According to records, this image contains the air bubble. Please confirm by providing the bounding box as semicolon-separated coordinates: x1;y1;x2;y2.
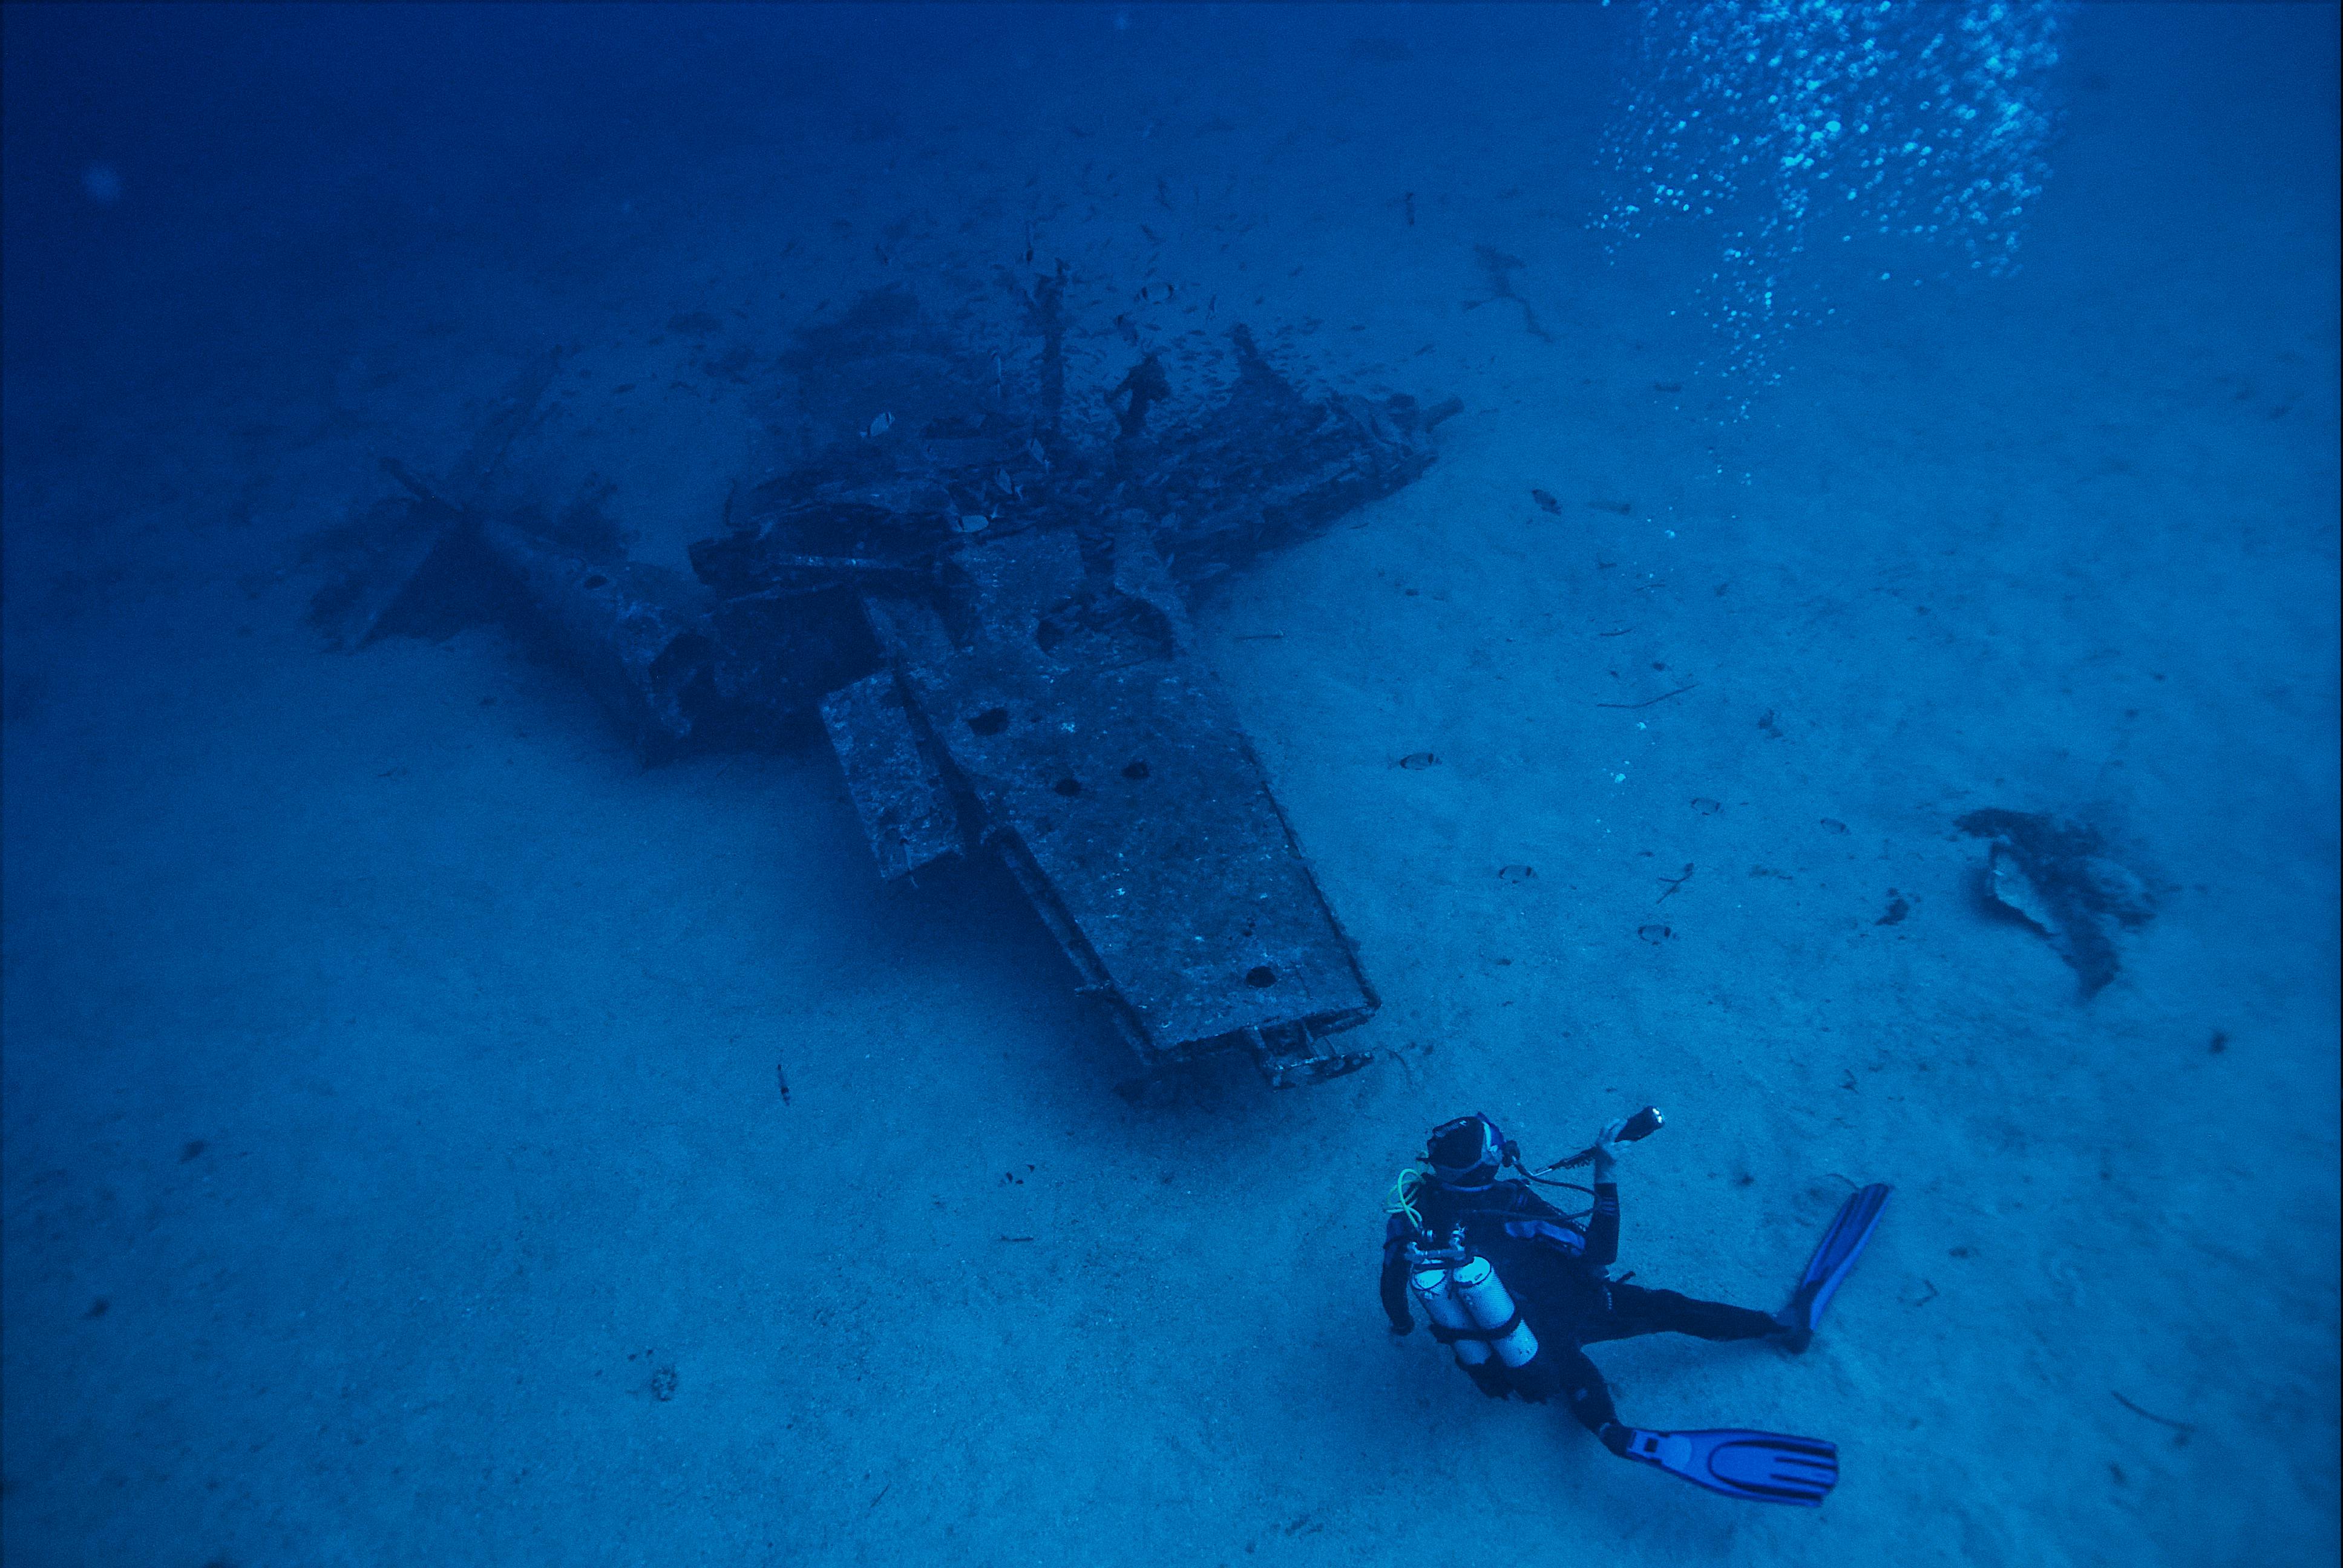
1594;0;2063;395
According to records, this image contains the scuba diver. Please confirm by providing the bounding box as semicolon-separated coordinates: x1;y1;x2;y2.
1381;1110;1890;1507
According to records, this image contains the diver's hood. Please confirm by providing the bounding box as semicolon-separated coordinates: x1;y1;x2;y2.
1426;1112;1509;1187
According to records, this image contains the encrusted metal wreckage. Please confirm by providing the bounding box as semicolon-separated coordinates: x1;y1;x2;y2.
315;283;1457;1088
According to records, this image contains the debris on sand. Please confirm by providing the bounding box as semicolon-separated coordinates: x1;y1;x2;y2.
1957;809;2155;996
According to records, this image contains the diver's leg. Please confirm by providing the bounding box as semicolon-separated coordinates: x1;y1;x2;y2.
1546;1343;1625;1440
1593;1282;1782;1344
1547;1344;1657;1463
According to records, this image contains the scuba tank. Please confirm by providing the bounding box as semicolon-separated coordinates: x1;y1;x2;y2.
1405;1228;1539;1371
1449;1255;1538;1369
1409;1266;1492;1367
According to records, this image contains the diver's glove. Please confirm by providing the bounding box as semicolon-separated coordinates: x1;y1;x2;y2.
1590;1117;1632;1180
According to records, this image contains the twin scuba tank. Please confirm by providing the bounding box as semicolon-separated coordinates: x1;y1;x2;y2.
1406;1228;1538;1370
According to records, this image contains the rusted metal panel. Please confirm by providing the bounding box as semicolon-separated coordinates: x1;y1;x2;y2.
819;669;963;881
861;526;1375;1076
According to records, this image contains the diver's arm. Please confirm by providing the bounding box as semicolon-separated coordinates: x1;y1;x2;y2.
1585;1125;1624;1267
1380;1244;1414;1333
1584;1180;1620;1268
1380;1220;1415;1334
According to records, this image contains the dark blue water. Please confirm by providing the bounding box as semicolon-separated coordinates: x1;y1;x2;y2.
5;5;2336;1564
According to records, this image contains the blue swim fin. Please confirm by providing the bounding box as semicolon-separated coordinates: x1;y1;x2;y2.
1777;1182;1892;1351
1622;1427;1839;1506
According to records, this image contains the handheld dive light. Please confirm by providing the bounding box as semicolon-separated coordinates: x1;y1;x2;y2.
1544;1105;1663;1172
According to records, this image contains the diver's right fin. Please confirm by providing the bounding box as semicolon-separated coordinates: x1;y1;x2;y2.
1777;1182;1892;1351
1622;1427;1838;1506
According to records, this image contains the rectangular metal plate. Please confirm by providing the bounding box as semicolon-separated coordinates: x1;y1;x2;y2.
820;669;963;881
860;528;1376;1068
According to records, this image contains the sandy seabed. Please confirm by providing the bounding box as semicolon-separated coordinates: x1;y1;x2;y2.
4;7;2335;1566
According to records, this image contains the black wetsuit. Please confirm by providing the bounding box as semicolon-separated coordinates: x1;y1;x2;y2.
1381;1173;1781;1440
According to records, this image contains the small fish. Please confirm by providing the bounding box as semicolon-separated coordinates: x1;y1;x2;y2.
948;511;991;535
1530;489;1561;515
1497;864;1536;883
1394;751;1440;770
865;411;894;439
1587;498;1633;515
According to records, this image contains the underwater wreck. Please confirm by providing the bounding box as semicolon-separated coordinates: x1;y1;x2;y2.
317;282;1457;1088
